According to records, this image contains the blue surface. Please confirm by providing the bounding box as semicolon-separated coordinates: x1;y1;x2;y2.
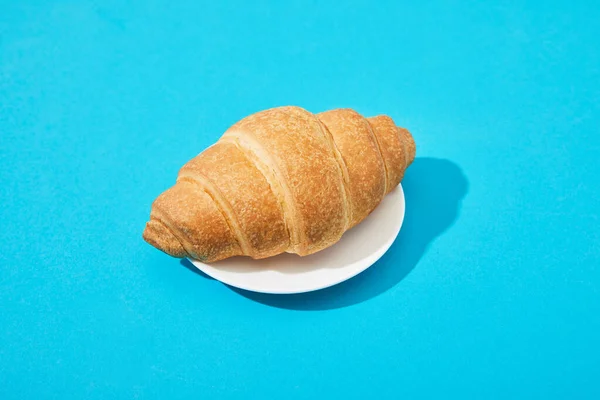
1;1;599;398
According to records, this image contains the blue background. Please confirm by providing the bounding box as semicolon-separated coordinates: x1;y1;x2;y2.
1;0;599;398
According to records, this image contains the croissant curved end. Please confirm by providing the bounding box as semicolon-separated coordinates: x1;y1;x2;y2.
399;127;416;167
143;218;188;258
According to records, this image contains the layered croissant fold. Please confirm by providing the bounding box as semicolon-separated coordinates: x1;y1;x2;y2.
143;106;416;262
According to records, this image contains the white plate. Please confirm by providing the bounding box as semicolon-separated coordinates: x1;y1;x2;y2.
189;185;405;294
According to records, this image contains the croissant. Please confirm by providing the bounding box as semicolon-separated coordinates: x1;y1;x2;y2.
143;106;415;262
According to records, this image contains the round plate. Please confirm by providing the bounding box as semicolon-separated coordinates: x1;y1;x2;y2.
189;185;405;294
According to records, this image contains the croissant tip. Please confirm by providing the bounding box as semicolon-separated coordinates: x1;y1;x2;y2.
143;218;188;258
400;127;416;166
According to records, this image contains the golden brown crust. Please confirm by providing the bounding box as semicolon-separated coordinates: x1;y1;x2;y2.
142;106;416;262
142;218;187;258
179;141;289;259
317;109;387;228
398;127;417;173
150;180;241;261
224;106;347;255
367;116;411;193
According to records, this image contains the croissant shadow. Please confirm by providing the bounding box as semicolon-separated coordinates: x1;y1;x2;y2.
222;157;469;310
180;258;214;279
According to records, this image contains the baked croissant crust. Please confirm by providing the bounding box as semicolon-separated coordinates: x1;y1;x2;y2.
143;106;415;262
